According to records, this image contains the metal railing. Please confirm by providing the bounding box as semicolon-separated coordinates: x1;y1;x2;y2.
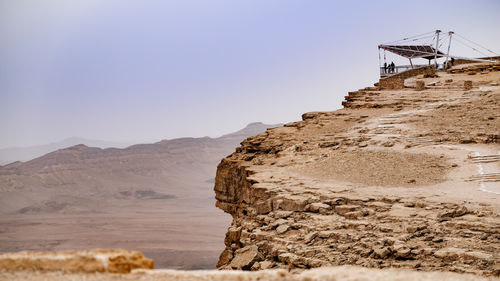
380;64;443;77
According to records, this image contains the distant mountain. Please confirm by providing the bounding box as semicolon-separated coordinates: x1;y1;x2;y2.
0;122;280;269
0;137;132;165
219;122;278;140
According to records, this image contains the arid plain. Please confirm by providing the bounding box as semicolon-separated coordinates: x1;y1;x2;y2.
0;123;278;269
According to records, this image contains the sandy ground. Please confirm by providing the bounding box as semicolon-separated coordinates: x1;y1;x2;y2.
0;195;230;270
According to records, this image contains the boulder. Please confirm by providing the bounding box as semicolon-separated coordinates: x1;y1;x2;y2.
260;260;274;270
434;247;465;261
438;206;468;221
308;203;330;213
276;225;289;235
216;248;234;268
229;245;263;270
304;232;318;244
335;205;360;215
373;247;392;259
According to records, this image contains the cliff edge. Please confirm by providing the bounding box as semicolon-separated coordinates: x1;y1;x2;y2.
214;62;500;276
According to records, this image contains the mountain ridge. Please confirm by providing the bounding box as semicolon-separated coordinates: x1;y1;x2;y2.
0;122;280;269
0;122;279;167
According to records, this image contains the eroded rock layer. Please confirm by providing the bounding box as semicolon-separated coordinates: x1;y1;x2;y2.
214;63;500;276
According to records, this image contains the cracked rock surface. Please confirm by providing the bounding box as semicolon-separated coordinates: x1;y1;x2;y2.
214;63;500;276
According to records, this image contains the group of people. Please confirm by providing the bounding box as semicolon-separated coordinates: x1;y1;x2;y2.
383;62;396;74
383;57;456;74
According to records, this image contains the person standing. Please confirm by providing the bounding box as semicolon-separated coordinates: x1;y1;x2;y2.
390;62;395;73
383;62;387;74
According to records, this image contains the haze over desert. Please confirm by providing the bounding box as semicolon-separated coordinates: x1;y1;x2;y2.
1;1;500;280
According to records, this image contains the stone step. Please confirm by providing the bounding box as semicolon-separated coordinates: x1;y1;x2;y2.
468;173;500;182
469;155;500;163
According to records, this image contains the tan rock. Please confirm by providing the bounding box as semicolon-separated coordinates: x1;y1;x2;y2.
373;247;392;259
318;231;338;239
335;205;360;215
304;232;318;244
434;247;466;261
276;225;289;234
229;245;263;270
393;245;412;259
260;260;274;270
308;202;330;213
0;249;153;273
217;248;234;268
227;226;242;243
462;251;492;261
344;211;363;219
438;206;468;220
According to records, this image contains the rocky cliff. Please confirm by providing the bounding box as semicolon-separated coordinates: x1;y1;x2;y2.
214;62;500;276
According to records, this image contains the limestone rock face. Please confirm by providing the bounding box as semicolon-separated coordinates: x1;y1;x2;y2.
214;62;500;276
0;249;154;273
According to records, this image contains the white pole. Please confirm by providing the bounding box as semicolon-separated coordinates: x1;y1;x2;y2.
434;29;441;69
444;31;454;69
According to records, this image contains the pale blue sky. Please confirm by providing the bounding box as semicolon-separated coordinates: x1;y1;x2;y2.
1;0;499;147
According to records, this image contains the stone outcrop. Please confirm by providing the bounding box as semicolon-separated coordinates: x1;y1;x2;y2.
214;62;500;276
447;62;500;74
0;249;154;273
378;66;435;90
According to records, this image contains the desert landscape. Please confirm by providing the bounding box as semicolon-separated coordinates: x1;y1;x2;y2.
0;122;278;269
2;2;500;280
1;62;499;281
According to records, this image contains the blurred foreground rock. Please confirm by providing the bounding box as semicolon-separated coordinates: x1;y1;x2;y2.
0;249;154;273
1;265;498;281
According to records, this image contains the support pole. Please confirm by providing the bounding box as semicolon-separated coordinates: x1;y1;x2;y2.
434;29;441;69
409;58;414;69
444;31;454;69
378;47;381;72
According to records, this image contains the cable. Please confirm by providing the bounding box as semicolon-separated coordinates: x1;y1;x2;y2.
454;33;500;56
422;34;435;46
453;37;490;57
407;34;436;44
384;31;436;45
438;33;448;49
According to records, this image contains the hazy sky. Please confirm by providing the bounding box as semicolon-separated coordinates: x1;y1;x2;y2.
1;0;499;148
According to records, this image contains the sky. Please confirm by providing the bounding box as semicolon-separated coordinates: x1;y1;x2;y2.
1;0;499;148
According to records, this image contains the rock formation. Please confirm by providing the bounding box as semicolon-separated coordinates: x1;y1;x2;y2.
214;62;500;276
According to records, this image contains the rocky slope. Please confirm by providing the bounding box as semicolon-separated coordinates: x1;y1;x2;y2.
214;63;500;276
